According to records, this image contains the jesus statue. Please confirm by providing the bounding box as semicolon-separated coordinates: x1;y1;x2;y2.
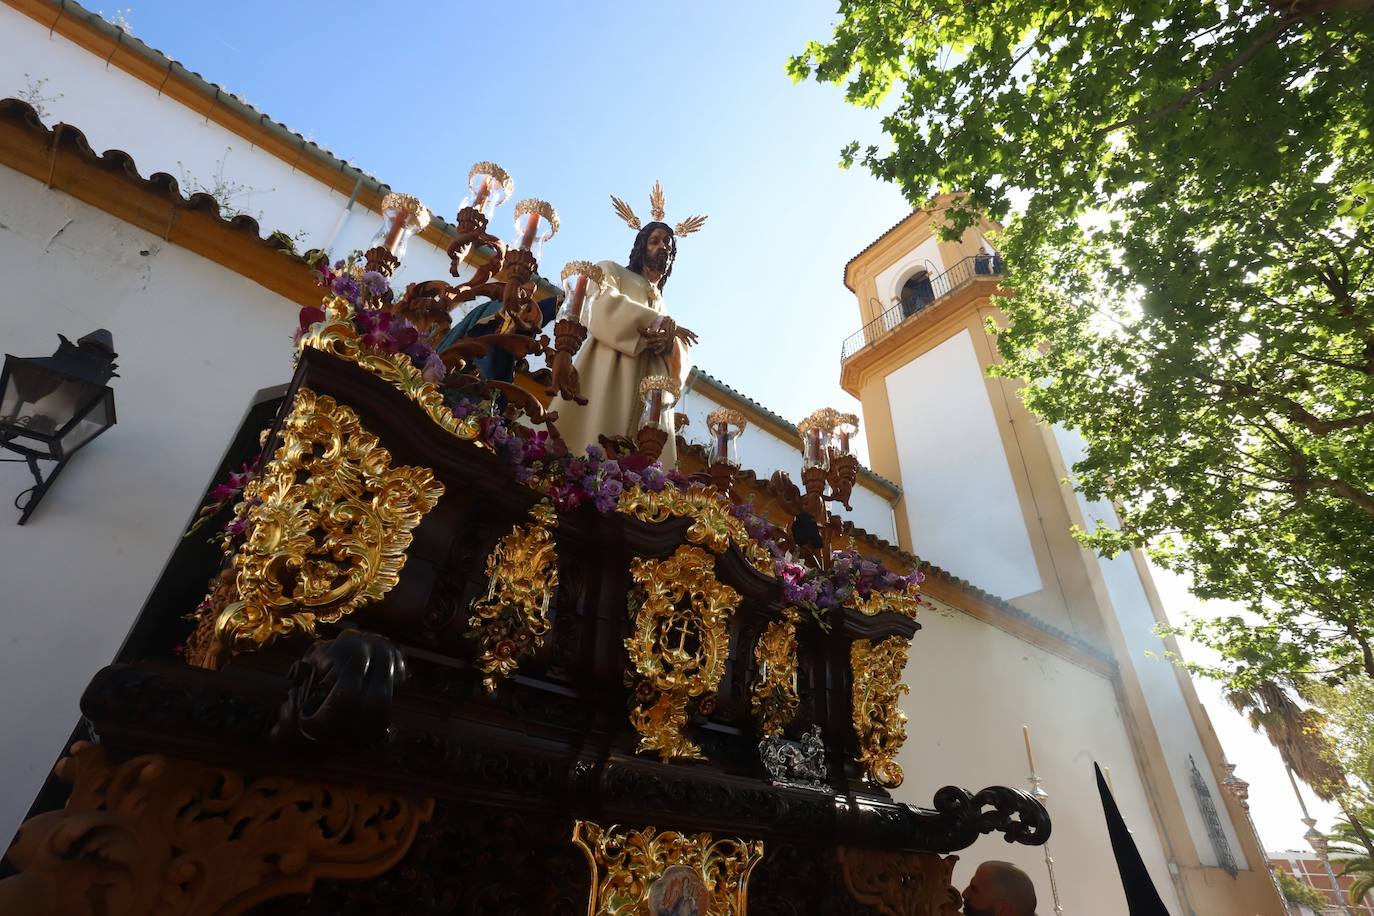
549;185;705;466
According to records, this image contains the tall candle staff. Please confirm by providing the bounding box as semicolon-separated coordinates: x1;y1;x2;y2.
636;376;679;462
1022;725;1065;916
543;261;602;405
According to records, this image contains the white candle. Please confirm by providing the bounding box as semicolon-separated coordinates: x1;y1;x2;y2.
1023;724;1037;775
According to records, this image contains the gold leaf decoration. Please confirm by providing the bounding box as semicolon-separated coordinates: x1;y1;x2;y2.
212;387;444;657
649;180;667;222
751;608;800;737
617;486;774;576
850;635;911;788
674;214;709;237
610;194;642;231
297;298;485;445
626;545;742;761
847;584;921;619
571;820;763;916
468;503;559;693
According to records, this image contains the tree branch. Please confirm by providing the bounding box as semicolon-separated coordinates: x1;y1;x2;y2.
1095;15;1297;136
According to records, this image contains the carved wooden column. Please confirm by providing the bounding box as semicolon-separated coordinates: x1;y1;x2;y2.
0;742;433;916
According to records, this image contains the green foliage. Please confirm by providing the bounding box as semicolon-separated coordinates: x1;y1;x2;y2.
793;1;1374;693
1311;676;1374;795
1274;868;1327;910
1331;805;1374;905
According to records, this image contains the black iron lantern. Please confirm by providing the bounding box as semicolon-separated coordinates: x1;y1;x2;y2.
0;329;118;523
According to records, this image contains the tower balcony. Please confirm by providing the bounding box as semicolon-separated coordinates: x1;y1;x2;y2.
839;255;1006;395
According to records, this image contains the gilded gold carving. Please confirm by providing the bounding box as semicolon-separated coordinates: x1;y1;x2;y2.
847;583;921;619
0;742;433;916
380;191;432;231
298;298;486;445
514;197;560;234
468;503;560;693
850;636;911;789
213;387;444;656
571;820;763;916
751;608;800;737
627;545;742;761
837;848;962;916
617;485;774;576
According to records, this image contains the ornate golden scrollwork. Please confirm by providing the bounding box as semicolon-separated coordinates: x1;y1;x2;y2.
847;583;922;619
626;545;742;762
0;742;433;916
851;636;911;788
617;485;774;576
571;820;763;916
468;502;559;693
298;298;486;443
837;848;962;916
751;607;800;737
207;387;444;660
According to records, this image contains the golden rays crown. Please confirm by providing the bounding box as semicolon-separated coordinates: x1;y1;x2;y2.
610;181;708;238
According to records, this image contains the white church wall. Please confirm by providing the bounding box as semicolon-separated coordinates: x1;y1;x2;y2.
873;233;945;308
893;600;1183;915
0;4;455;290
884;329;1045;603
678;384;898;543
0;164;304;837
1050;424;1248;869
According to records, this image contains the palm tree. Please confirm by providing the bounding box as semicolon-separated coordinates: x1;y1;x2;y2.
1330;806;1374;907
1226;680;1346;799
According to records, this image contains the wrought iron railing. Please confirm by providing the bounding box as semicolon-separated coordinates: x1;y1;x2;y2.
840;254;1005;361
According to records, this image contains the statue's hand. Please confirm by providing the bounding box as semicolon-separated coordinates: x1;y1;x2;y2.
674;324;699;346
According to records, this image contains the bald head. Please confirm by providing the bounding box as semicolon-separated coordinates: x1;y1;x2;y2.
962;861;1037;916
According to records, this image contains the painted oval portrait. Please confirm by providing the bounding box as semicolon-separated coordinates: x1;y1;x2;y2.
648;864;709;916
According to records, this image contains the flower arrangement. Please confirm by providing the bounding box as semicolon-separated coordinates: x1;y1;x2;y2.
299;253;447;382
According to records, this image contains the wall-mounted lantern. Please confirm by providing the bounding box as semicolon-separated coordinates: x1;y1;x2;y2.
0;329;118;524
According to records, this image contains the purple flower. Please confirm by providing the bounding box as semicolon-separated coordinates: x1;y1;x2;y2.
594;495;617;514
585;444;605;461
331;274;360;303
599;478;623;499
622;470;641;488
208;483;238;503
421;352;446;382
362;270;389;296
566;460;588;480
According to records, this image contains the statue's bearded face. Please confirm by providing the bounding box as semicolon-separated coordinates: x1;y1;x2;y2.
644;227;673;274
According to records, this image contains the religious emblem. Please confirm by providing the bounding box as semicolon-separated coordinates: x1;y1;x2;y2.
648;865;710;916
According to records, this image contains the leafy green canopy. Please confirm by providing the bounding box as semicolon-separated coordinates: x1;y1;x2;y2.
792;2;1374;690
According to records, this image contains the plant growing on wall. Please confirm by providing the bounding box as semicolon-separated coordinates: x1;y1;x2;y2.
17;75;63;120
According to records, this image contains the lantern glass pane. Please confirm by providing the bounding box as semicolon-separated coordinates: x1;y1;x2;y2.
58;388;113;455
1;362;72;442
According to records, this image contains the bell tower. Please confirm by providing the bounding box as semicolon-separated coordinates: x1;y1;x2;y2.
839;194;1281;915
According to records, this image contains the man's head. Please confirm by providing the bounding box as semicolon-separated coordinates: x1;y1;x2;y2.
961;861;1037;916
627;221;677;290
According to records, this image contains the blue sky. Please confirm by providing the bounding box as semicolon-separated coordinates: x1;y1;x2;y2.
117;0;912;442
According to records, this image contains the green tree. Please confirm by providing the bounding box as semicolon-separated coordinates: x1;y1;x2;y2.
1274;868;1329;911
1332;805;1374;906
790;2;1374;691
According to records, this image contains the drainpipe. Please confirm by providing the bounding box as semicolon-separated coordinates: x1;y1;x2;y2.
321;174;364;257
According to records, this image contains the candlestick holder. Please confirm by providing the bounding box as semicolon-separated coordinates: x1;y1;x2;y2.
768;408;862;568
705;407;746;498
543;261;602;405
367;192;432;273
636;375;679;462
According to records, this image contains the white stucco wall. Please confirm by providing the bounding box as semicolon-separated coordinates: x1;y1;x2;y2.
0;164;309;837
0;3;454;289
1050;425;1247;870
885;330;1043;602
678;382;898;543
873;233;945;308
894;601;1183;915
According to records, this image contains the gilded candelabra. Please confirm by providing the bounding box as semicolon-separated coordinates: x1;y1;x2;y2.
769;408;861;568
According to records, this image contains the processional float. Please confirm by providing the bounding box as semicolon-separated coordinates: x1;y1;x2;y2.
0;164;1049;915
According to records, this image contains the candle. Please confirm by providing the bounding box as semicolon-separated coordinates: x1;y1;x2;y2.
1104;766;1116;795
1023;724;1037;775
382;210;407;255
518;212;541;251
567;274;589;321
805;428;822;464
645;389;664;425
837;429;851;455
472;175;491;212
715;425;730;463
